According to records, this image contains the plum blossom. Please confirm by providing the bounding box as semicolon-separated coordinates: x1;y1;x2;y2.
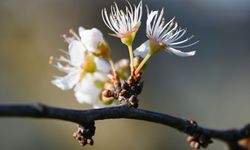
51;28;111;108
101;1;143;73
134;8;198;58
101;1;142;39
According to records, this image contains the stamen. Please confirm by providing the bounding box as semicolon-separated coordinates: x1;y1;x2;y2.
48;56;54;64
55;56;71;64
171;40;199;49
64;64;70;68
60;56;65;60
69;29;81;41
62;34;71;44
58;49;69;55
101;0;142;36
170;35;194;46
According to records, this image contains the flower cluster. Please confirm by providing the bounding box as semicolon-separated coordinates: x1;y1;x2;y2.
51;1;198;108
50;27;129;108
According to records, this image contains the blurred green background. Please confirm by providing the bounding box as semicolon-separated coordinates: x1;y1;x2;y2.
0;0;250;149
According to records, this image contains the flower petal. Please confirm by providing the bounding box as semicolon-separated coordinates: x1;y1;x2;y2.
146;10;158;36
74;73;106;108
51;70;81;90
134;40;150;58
93;72;108;81
94;58;111;73
68;40;86;67
78;26;85;32
166;47;196;57
79;27;105;52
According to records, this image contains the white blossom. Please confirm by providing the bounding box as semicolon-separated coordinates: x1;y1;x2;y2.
134;40;150;58
51;29;111;108
101;1;142;37
134;8;198;58
51;2;200;107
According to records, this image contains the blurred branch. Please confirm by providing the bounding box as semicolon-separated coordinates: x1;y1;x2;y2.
0;103;249;149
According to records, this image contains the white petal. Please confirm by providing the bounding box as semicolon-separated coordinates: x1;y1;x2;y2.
75;89;106;108
169;35;194;46
74;73;113;108
68;40;86;67
94;58;111;73
74;74;103;106
74;74;95;92
134;40;150;58
51;70;81;90
78;26;86;33
75;91;98;105
166;47;196;57
146;10;158;35
93;72;108;81
54;62;74;73
79;28;105;52
171;40;199;49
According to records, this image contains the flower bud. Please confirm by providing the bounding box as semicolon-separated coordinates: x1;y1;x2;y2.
101;90;115;105
103;82;115;91
128;95;138;107
115;59;130;80
239;138;250;149
87;139;94;145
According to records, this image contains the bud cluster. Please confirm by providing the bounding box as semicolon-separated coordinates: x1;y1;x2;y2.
73;123;96;146
118;75;143;107
186;120;213;149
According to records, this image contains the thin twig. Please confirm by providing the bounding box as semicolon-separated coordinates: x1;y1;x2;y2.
0;103;249;149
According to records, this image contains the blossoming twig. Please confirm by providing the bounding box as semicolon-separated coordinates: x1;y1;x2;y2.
0;103;249;149
2;1;248;150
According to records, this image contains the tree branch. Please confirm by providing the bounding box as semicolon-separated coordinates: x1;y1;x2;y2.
0;103;249;149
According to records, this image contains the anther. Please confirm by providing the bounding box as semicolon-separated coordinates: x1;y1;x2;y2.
69;28;81;41
48;56;54;64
